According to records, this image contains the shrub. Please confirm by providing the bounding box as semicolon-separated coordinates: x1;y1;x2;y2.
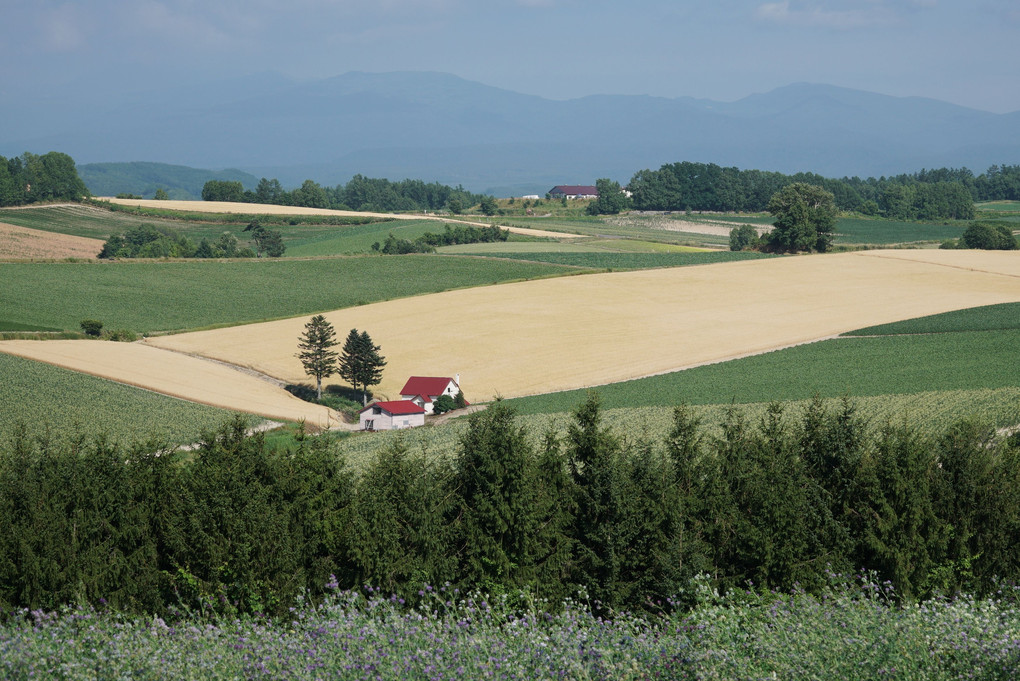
432;394;456;414
80;319;103;337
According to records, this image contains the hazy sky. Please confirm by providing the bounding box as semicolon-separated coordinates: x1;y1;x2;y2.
3;0;1019;113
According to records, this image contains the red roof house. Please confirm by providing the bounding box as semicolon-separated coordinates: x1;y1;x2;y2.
549;185;598;199
399;376;461;414
359;400;426;431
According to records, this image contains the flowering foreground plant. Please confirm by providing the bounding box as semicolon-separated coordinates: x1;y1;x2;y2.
2;574;1019;680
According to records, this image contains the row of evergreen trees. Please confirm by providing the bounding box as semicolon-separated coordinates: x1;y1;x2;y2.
626;162;1020;217
2;395;1019;618
0;152;89;207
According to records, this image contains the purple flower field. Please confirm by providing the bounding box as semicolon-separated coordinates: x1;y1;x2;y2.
2;576;1019;680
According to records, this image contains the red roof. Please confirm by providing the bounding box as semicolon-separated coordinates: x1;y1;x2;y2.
360;400;426;415
400;376;457;402
550;185;598;196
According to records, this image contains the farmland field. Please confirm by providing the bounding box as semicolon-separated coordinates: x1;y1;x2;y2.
504;328;1020;415
846;301;1020;335
0;256;577;333
0;221;105;260
0;352;237;445
462;250;771;269
14;248;1004;424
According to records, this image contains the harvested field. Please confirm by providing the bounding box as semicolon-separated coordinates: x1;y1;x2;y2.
0;222;103;260
0;340;342;429
3;249;1017;421
102;198;581;239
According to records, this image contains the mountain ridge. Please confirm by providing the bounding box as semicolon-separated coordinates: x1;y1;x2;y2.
5;71;1017;195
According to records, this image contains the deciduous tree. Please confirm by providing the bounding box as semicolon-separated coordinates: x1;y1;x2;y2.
765;183;837;253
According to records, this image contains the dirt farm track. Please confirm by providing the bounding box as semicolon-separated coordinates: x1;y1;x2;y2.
1;249;1018;428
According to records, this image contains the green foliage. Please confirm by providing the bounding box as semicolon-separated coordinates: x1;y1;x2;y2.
338;328;386;404
432;394;456;414
0;152;89;206
297;315;339;400
765;183;837;253
243;220;286;257
98;224;200;259
961;221;1018;249
0;256;574;334
79;318;103;337
201;180;245;202
479;196;499;216
729;223;759;251
585;178;631;215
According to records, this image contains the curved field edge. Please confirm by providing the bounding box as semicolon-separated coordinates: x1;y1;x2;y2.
141;249;1020;406
0;256;577;334
844;301;1020;336
0;352;238;446
504;328;1020;415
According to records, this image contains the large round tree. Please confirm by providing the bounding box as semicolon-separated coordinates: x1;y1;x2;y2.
765;183;837;253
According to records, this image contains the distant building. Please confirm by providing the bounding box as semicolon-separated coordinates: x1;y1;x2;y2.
359;400;426;431
548;185;598;200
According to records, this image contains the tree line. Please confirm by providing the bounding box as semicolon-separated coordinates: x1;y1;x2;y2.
202;175;490;214
627;162;1020;219
2;394;1019;619
0;152;89;207
98;220;285;259
372;223;509;254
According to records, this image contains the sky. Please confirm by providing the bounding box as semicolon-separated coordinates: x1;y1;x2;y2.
2;0;1019;113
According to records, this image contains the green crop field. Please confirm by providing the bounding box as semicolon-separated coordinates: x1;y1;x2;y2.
831;217;966;245
504;327;1020;415
284;220;461;256
846;301;1020;335
0;353;237;445
0;255;578;333
455;250;772;269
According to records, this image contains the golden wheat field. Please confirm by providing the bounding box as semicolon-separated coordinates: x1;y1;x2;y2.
3;249;1017;425
0;222;103;260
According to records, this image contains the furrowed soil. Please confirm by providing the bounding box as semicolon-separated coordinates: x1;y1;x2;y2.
3;249;1017;422
0;222;104;260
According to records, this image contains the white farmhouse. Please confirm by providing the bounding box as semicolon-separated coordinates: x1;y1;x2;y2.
359;400;426;431
399;375;462;415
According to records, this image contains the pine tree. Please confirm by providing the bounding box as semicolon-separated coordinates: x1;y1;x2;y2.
297;315;339;400
338;329;387;405
453;401;537;591
567;391;624;608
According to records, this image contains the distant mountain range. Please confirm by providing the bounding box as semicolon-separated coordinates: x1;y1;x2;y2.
5;71;1019;196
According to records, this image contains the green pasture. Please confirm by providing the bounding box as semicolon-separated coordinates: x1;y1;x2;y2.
0;353;237;445
438;241;594;255
0;255;577;334
976;201;1020;213
504;326;1020;415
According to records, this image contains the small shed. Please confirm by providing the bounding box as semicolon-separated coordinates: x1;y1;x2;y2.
360;400;426;431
